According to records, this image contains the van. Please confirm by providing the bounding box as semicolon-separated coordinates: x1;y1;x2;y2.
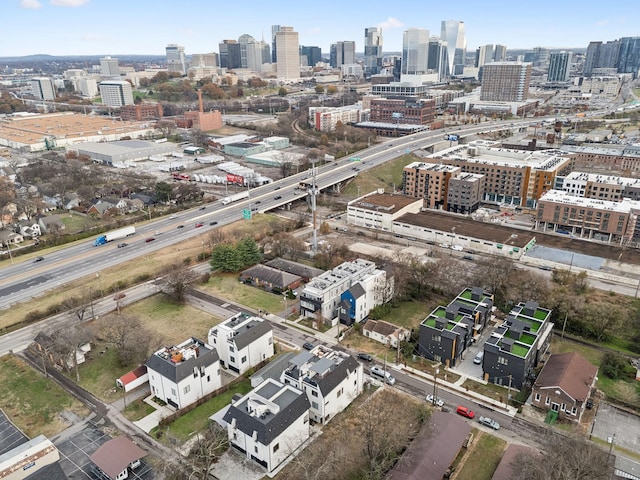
370;366;396;385
473;351;484;365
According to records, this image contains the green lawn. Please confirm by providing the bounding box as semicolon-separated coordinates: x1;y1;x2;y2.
461;379;512;404
201;273;285;313
341;155;413;196
379;300;431;329
77;342;133;402
154;379;252;443
454;432;506;480
0;355;89;438
122;397;156;422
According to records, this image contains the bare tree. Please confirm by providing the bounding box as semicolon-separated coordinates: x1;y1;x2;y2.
189;423;229;479
162;264;199;303
513;433;612;480
63;289;95;323
51;324;93;382
94;314;162;367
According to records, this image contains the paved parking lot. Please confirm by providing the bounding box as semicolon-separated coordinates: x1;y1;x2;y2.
0;410;28;455
55;426;154;479
592;402;640;455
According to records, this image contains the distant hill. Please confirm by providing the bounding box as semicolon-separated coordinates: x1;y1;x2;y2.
0;54;165;63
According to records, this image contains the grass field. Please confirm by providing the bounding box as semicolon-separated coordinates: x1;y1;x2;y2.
341;154;414;196
201;273;285;313
453;431;507;480
0;355;89;438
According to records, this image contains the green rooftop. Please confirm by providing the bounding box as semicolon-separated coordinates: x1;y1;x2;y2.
501;342;530;358
533;309;550;321
505;331;536;345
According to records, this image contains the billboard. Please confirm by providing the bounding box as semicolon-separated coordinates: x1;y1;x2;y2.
226;174;244;185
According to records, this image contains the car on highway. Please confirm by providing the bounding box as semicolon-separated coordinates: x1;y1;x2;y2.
274;195;282;200
33;256;44;263
199;206;206;210
209;221;218;226
478;416;500;430
255;200;261;204
117;243;128;248
195;223;204;228
177;225;184;229
456;405;475;419
463;255;474;261
357;353;373;362
274;185;281;190
426;394;444;408
145;237;155;243
169;215;177;219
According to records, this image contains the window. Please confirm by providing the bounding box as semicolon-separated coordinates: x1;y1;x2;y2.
241;356;247;363
229;346;234;353
230;356;235;363
312;401;319;409
498;356;508;365
207;375;211;382
273;443;280;453
254;446;258;453
311;390;318;397
545;396;550;406
183;385;190;394
171;388;177;396
268;337;273;345
534;393;540;402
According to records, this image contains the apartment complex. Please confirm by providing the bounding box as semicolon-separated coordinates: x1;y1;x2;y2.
402;162;461;209
98;80;134;107
547;51;571;82
281;345;363;424
562;144;640;173
584;37;640;77
300;259;378;322
560;171;640;201
418;287;494;367
480;62;532;102
119;102;163;122
536;189;640;244
346;192;423;232
483;301;554;390
369;97;436;126
308;104;363;132
275;26;300;79
208;313;274;375
416;142;571;208
146;337;221;409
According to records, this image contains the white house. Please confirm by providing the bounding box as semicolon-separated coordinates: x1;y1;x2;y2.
223;378;310;474
208;313;274;375
146;337;221;410
338;268;392;326
362;319;410;348
281;345;363;424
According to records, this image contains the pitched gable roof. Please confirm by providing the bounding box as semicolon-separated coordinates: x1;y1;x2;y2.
90;437;147;480
534;351;598;401
231;319;273;350
241;264;300;289
312;355;360;396
265;258;324;280
145;339;219;384
363;319;403;338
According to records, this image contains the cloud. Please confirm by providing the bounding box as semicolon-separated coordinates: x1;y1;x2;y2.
377;17;404;31
20;0;43;9
50;0;90;6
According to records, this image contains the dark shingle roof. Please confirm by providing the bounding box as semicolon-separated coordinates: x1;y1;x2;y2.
223;381;310;445
534;351;598;401
349;283;366;299
265;258;324;280
314;355;360;396
231;320;273;351
145;338;219;384
491;444;542;480
241;264;300;289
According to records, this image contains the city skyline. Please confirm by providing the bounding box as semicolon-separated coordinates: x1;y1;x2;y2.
2;0;638;58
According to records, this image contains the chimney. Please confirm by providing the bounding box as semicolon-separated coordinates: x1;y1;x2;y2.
198;89;203;113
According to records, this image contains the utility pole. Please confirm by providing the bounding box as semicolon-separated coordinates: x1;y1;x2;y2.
561;313;568;339
311;160;318;254
432;366;440;405
507;374;512;403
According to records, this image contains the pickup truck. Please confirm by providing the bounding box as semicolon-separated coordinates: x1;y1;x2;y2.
478;416;500;430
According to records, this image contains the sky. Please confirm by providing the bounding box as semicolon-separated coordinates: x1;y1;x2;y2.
1;0;638;57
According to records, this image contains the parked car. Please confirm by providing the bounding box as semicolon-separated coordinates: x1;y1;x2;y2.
370;366;396;385
478;416;500;430
145;237;155;243
463;255;474;261
302;342;315;351
195;223;204;228
33;256;44;262
357;353;373;362
473;351;484;364
426;394;444;408
117;243;128;248
456;405;475;419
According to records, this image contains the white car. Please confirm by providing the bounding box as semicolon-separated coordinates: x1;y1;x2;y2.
426;394;444;408
478;416;500;430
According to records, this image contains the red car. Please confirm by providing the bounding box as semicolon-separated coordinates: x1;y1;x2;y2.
195;222;204;228
145;237;155;243
456;406;475;419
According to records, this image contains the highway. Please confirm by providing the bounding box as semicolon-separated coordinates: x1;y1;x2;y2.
0;118;541;311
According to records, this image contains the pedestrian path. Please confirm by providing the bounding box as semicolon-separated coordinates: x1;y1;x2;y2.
132;395;175;433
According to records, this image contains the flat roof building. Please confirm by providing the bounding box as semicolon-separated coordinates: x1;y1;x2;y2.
480;62;531;102
99;80;134;107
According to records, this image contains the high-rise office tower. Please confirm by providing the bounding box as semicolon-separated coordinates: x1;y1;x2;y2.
100;56;120;77
99;80;134;107
219;40;242;69
271;25;281;63
617;37;640;77
364;27;383;75
480;62;531;102
300;46;322;68
524;46;550;66
547;51;571;82
331;41;356;67
441;20;466;76
584;40;620;76
238;34;264;72
402;28;429;75
166;44;186;75
31;77;56;101
275;26;300;79
494;45;507;62
427;37;448;81
475;45;495;67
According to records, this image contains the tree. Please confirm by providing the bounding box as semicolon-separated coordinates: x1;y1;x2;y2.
163;264;198;304
513;433;612;480
94;314;161;367
188;423;229;479
51;324;93;382
278;87;288;96
584;303;624;342
210;244;242;272
155;181;173;203
315;85;325;94
236;237;261;267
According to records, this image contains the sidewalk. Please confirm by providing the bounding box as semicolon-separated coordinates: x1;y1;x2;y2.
133;395;176;433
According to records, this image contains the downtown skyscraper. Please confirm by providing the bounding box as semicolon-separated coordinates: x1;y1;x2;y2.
402;28;429;75
275;26;300;79
547;51;572;82
441;20;466;76
364;27;383;76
